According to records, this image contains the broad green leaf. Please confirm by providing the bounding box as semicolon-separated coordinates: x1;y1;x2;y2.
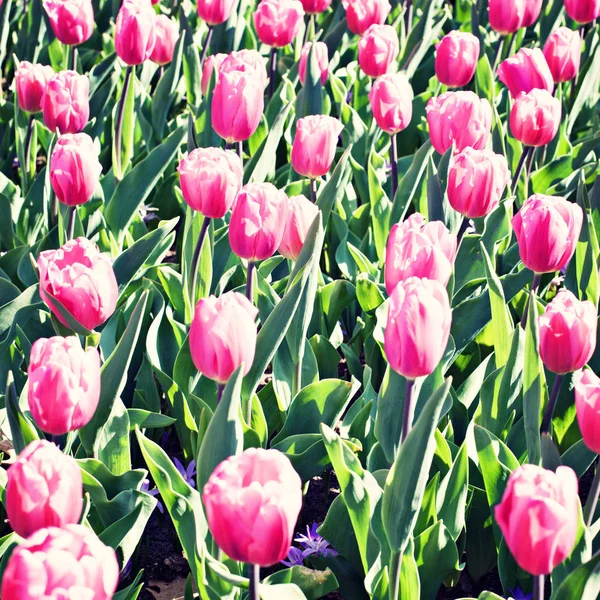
436;443;468;542
127;409;176;430
553;551;600;600
263;566;338;600
6;371;39;453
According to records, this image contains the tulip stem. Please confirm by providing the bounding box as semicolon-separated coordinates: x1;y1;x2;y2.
310;178;317;204
584;458;600;526
533;575;544;600
520;272;541;329
66;206;76;241
246;261;255;305
114;65;133;180
511;146;532;198
403;0;412;34
23;113;35;188
401;378;416;443
541;374;564;435
200;26;213;68
390;133;399;200
237;141;243;165
492;37;504;72
69;45;77;72
189;216;211;313
217;383;224;405
248;564;260;600
268;47;277;100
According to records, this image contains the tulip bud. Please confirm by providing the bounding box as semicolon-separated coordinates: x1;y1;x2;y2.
512;194;583;274
447;148;510;218
495;465;579;575
510;88;561;147
385;213;457;294
28;336;101;435
219;49;269;89
435;31;480;88
498;48;554;98
1;525;119;600
358;24;399;78
523;0;543;26
574;369;600;453
384;276;452;380
37;237;118;331
564;0;600;24
44;0;94;46
254;0;305;48
368;72;413;135
300;0;331;14
203;448;303;566
6;441;83;537
539;289;597;374
150;15;179;65
291;115;344;178
201;52;227;94
50;133;102;206
178;147;243;218
229;183;288;262
190;291;258;383
426;91;492;154
15;61;54;114
488;0;526;35
198;0;236;25
342;0;391;35
279;195;320;260
543;27;582;83
299;41;329;86
41;70;89;134
211;71;264;143
115;0;156;66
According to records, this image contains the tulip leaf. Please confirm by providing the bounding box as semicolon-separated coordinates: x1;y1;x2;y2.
259;583;308;600
374;366;406;464
436;443;469;542
5;370;39;454
263;567;339;600
316;145;353;228
127;408;176;430
552;550;600;600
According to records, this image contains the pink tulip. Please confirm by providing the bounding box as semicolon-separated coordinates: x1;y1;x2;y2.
447;148;510;219
115;0;156;66
342;0;391;35
358;24;399;78
543;27;582;83
50;133;102;206
211;71;264;143
202;448;303;566
150;15;179;65
41;70;89;134
229;183;288;262
498;48;554;98
385;213;457;294
28;336;101;435
15;61;54;114
219;49;268;89
426;91;492;154
254;0;305;48
522;0;543;26
368;72;413;135
178;147;243;218
37;237;119;331
198;0;236;25
5;441;83;537
488;0;526;34
384;276;452;380
44;0;94;46
510;88;561;147
435;31;480;88
190;291;258;383
291;115;343;178
539;290;597;374
300;0;330;14
564;0;600;23
278;195;320;260
495;465;579;575
574;369;600;453
299;41;329;86
512;194;583;274
1;524;119;600
201;52;227;94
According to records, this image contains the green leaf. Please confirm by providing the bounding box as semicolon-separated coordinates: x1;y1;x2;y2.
316;146;353;228
6;371;39;453
436;443;468;542
356;274;385;313
298;41;323;118
127;409;176;430
552;550;600;600
374;367;405;464
259;583;308;600
112;66;136;181
263;566;339;600
367;149;391;262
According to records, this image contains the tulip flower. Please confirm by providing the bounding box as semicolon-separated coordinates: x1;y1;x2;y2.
278;195;320;260
41;70;89;134
564;0;600;24
543;27;582;83
219;49;269;89
342;0;391;35
37;237;118;331
426;91;492;154
201;52;227;94
5;440;83;537
15;61;55;114
495;465;578;575
198;0;237;25
447;148;510;218
435;31;480;88
300;0;330;13
574;369;600;454
299;41;329;86
488;0;526;35
498;48;554;98
254;0;304;47
44;0;94;46
369;72;413;136
385;213;457;294
522;0;543;27
28;336;101;434
150;15;179;65
358;24;399;78
114;0;156;66
1;525;119;600
510;88;561;147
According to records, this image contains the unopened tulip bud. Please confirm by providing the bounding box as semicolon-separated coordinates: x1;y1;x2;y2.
574;369;600;453
279;195;320;260
510;88;561;147
358;24;399;78
543;27;582;83
15;61;54;114
564;0;600;24
44;0;94;46
368;72;413;135
150;15;179;65
435;31;480;88
342;0;391;35
115;0;156;66
254;0;305;48
41;70;89;134
299;41;329;86
498;48;554;98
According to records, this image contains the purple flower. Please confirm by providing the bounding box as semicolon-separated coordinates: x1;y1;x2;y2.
174;458;197;488
282;547;306;567
295;523;338;558
141;478;164;514
508;589;532;600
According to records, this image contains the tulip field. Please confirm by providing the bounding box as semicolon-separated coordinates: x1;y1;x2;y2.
1;0;600;597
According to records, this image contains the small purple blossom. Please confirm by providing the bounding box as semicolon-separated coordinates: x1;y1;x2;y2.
141;478;164;514
174;458;197;488
281;523;338;567
281;547;306;567
508;589;532;600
